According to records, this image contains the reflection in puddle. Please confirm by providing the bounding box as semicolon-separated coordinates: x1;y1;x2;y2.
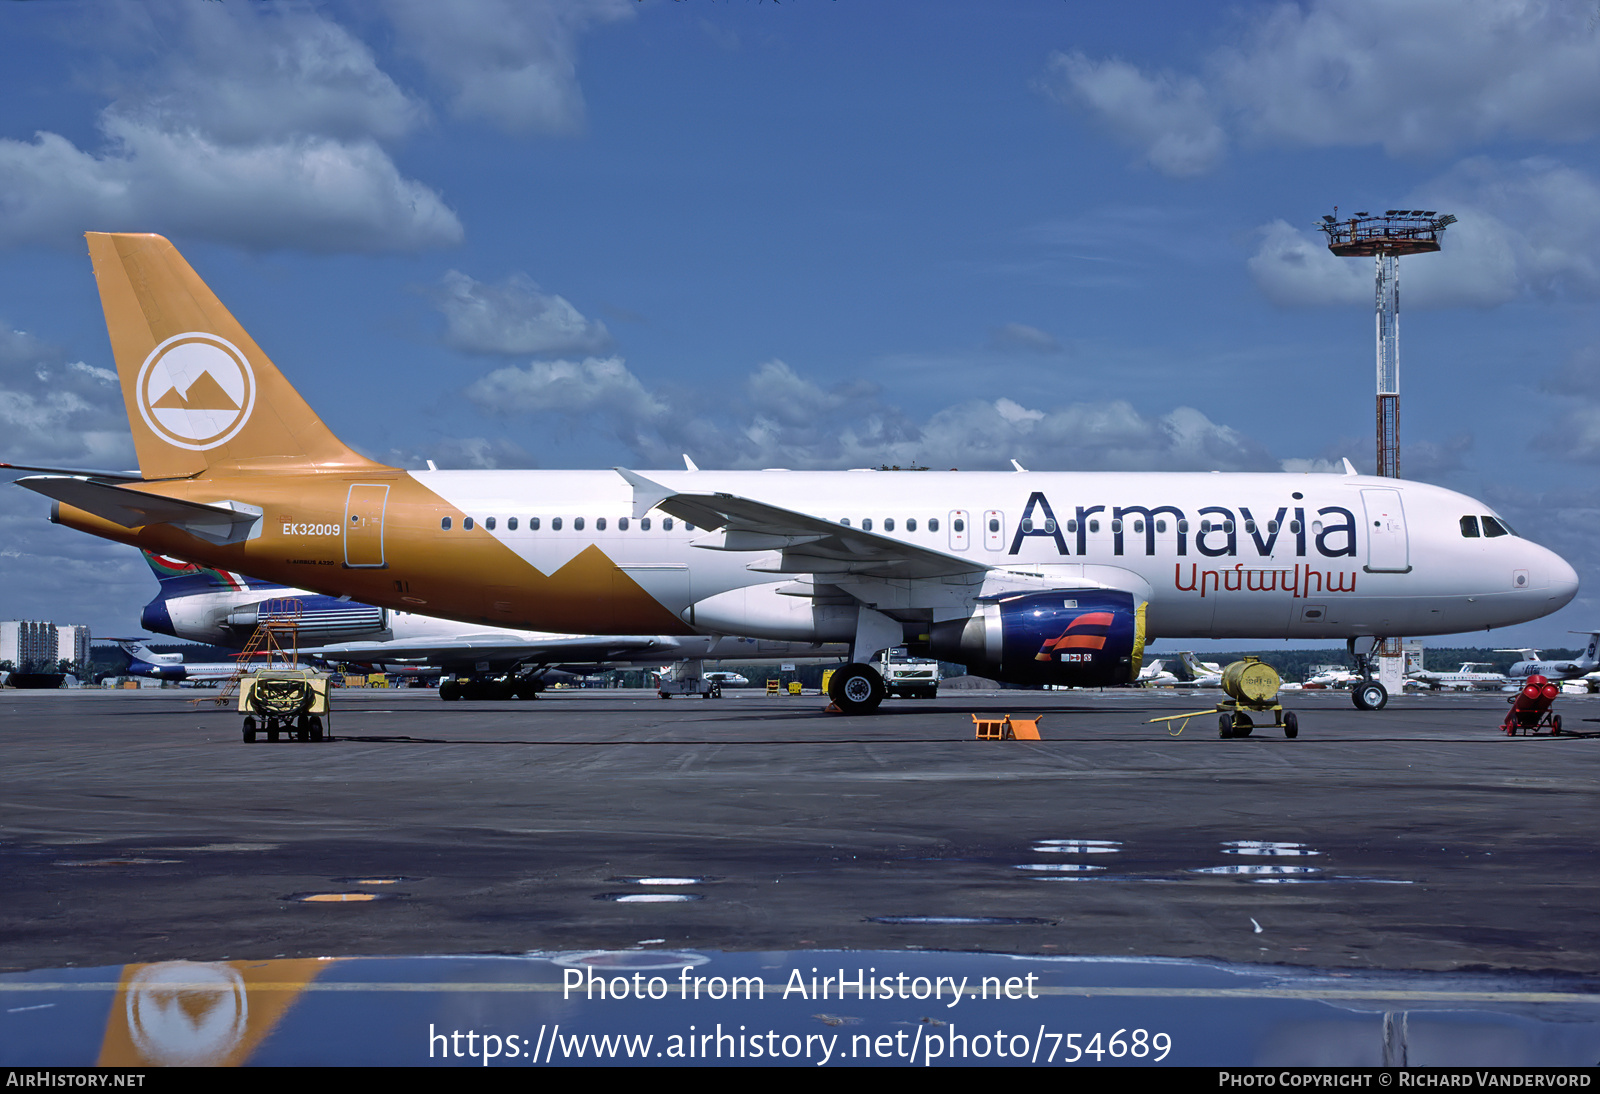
1222;841;1321;857
1014;863;1106;872
597;893;703;903
4;952;1596;1067
1031;840;1121;853
1191;865;1323;876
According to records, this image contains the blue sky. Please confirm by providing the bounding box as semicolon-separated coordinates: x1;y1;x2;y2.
1;0;1597;651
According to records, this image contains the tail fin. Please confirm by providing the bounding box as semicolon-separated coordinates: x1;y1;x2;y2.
86;233;386;479
141;549;280;596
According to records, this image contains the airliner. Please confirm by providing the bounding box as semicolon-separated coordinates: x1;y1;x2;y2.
8;233;1581;713
1405;662;1509;691
136;551;844;700
1497;633;1600;682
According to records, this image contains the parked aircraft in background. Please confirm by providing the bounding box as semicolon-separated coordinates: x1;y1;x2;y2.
10;233;1581;713
135;551;843;700
1405;662;1509;691
109;638;296;685
1175;652;1224;687
1498;632;1600;682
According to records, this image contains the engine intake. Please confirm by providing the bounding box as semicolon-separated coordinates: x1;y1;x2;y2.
931;589;1145;687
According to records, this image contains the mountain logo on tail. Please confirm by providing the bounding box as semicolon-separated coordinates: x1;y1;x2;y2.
136;333;257;451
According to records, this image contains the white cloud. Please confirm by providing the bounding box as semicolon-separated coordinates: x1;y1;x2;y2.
461;354;1280;473
465;356;666;420
381;0;635;134
1045;0;1600;176
1249;158;1600;309
0;1;459;253
989;323;1063;354
0;326;134;468
1037;53;1225;177
433;271;612;356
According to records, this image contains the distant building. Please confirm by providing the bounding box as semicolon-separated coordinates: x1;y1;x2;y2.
56;624;92;666
1;620;58;669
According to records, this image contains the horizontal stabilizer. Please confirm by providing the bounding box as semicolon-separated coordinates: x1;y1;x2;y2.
16;475;261;546
0;461;144;482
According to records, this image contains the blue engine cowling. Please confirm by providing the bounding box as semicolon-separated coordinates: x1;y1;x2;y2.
929;589;1146;687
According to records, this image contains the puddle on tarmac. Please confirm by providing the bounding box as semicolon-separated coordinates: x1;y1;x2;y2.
4;952;1595;1067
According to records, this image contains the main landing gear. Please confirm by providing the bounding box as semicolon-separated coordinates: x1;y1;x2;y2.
828;662;886;714
439;674;546;701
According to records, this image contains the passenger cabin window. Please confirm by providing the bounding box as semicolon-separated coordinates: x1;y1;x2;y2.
508;517;518;531
840;518;851;526
686;523;695;531
1288;520;1301;534
574;517;585;531
1155;520;1165;533
907;518;917;532
1044;519;1056;533
596;517;606;531
884;518;895;532
929;517;939;532
463;517;475;530
619;517;629;531
1132;520;1144;534
952;518;964;533
1110;519;1122;533
1088;519;1099;533
530;517;540;531
485;517;496;531
441;517;452;530
663;518;674;531
1200;520;1212;533
988;518;1000;533
552;517;562;531
1021;518;1033;533
641;517;651;530
1244;520;1255;534
1066;519;1077;533
863;518;874;531
1482;516;1510;538
1266;520;1277;534
1460;516;1480;537
1177;520;1189;533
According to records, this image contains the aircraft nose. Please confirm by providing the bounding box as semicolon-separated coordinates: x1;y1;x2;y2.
1540;545;1579;612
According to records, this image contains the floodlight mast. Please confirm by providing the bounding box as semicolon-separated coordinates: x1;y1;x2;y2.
1318;209;1455;478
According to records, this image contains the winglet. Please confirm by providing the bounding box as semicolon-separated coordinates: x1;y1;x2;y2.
683;454;699;472
614;468;676;519
1341;458;1358;476
1010;459;1028;472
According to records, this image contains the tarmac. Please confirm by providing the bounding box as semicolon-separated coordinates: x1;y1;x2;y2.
5;684;1599;976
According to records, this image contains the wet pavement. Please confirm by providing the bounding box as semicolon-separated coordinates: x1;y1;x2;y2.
3;685;1599;1065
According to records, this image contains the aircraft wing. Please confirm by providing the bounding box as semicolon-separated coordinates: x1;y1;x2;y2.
615;468;988;581
301;634;687;666
13;475;259;544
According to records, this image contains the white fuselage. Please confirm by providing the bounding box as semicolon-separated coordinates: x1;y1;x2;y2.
410;468;1576;641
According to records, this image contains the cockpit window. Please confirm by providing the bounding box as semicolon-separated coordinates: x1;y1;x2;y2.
1460;516;1480;538
1481;515;1510;538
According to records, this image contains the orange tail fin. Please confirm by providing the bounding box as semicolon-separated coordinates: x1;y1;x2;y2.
87;232;387;479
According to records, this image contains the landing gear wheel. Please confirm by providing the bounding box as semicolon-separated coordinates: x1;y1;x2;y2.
1352;681;1388;711
1283;711;1299;739
242;716;256;743
828;663;886;714
440;679;461;701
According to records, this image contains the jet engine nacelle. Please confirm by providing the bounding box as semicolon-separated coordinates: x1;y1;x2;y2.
930;589;1145;687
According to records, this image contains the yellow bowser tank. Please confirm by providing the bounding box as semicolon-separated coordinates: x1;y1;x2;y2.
1221;658;1280;705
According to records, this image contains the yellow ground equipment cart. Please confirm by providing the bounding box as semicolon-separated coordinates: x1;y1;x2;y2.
1147;657;1298;739
239;669;332;743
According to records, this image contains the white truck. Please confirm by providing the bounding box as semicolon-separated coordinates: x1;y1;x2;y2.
878;647;939;699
